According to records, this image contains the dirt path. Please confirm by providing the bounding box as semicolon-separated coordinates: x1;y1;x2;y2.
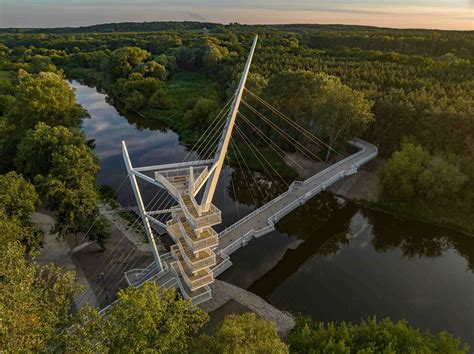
330;158;383;202
32;212;99;309
72;214;153;308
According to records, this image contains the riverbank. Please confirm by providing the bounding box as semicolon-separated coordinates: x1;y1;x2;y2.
69;78;474;346
200;280;295;337
329;157;474;237
65;67;217;144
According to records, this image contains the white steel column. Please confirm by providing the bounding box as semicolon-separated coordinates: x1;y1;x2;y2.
122;141;163;271
200;35;258;211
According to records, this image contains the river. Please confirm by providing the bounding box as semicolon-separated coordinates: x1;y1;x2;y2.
73;80;474;346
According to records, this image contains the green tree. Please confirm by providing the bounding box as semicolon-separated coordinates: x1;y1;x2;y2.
134;60;168;80
8;71;87;132
264;71;374;160
380;142;429;200
36;144;101;239
0;241;80;352
107;46;150;79
99;283;208;353
380;142;467;202
115;76;170;111
0;172;42;251
195;312;288;354
288;317;469;353
0;211;30;252
0;171;38;223
418;155;468;201
15;122;84;178
203;43;230;69
30;55;56;73
184;97;219;132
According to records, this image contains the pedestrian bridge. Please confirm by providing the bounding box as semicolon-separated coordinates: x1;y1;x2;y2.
119;35;378;306
123;138;377;305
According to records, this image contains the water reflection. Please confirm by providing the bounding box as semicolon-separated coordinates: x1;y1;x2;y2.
226;168;289;207
72;80;197;206
225;192;474;345
72;79;474;346
367;211;474;272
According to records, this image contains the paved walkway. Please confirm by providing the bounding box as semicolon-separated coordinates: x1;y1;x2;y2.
33;212;99;309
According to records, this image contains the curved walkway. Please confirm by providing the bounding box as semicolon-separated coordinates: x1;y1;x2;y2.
213;139;378;275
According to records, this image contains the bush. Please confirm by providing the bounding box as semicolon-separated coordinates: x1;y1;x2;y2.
289;317;469;353
195;312;288;353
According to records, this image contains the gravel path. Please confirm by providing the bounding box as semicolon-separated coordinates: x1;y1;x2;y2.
200;279;295;335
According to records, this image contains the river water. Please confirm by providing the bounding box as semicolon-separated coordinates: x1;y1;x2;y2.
73;80;474;346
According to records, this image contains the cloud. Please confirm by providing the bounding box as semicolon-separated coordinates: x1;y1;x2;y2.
0;1;471;30
187;11;208;22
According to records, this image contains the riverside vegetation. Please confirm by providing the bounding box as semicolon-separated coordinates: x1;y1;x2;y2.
0;22;472;352
1;22;471;232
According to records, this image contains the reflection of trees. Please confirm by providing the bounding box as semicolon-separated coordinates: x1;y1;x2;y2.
226;167;289;207
72;78;170;132
111;98;169;132
277;192;354;243
365;209;474;272
317;231;351;257
249;193;358;297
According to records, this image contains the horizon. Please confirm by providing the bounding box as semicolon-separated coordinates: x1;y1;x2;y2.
0;0;472;31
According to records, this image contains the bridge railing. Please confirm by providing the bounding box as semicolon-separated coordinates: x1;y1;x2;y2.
158;166;207;179
299;139;376;187
189;287;213;306
218;191;290;238
193;167;209;193
212;255;232;277
219;139;378;240
155;172;182;200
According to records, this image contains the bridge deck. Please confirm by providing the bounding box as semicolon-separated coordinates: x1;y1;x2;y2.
212;139;378;275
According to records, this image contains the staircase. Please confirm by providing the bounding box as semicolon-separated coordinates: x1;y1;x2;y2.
157;168;221;293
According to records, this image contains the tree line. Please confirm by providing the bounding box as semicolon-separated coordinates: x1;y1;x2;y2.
0;22;472;351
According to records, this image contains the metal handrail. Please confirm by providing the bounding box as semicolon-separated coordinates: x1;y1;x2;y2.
172;243;217;271
155;172;181;200
158;166;207;179
219;140;378;239
190;286;213;306
175;257;214;290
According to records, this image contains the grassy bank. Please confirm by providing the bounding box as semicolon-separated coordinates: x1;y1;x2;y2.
362;199;474;237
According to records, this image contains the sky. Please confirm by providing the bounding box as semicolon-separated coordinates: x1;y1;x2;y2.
0;0;472;30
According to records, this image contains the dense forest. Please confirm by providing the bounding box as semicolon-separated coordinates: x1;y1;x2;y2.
1;22;472;233
0;22;472;351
